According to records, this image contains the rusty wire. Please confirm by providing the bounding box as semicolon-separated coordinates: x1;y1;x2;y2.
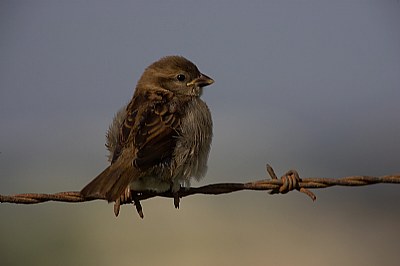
1;165;399;207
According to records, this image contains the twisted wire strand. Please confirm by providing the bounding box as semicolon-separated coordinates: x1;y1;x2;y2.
1;168;399;205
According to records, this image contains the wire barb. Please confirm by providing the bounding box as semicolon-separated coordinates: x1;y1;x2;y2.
267;165;316;201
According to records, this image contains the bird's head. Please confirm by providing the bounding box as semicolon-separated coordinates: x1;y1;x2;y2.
137;56;214;97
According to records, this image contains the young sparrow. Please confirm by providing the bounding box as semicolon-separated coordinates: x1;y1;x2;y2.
81;56;214;208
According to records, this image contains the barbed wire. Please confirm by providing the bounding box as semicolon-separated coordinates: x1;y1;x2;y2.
1;165;399;218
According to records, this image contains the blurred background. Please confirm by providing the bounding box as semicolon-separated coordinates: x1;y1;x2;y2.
1;1;400;265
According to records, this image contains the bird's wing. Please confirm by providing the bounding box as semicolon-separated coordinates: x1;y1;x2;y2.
131;91;181;170
81;89;184;201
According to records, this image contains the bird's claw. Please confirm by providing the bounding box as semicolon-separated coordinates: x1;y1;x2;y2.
113;188;144;218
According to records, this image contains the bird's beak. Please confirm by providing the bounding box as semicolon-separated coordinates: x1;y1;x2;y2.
187;74;214;87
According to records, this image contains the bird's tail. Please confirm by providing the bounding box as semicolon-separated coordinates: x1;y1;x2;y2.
80;161;135;202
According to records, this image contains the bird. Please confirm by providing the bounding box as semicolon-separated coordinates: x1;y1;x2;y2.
80;56;214;215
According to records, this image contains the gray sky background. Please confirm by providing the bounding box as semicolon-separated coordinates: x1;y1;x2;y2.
1;1;400;265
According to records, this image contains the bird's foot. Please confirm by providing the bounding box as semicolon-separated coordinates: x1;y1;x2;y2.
173;192;180;209
113;188;144;218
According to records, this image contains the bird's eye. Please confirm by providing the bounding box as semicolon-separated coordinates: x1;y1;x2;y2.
176;74;186;82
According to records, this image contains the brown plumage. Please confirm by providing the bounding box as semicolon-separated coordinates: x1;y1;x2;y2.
80;56;214;203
